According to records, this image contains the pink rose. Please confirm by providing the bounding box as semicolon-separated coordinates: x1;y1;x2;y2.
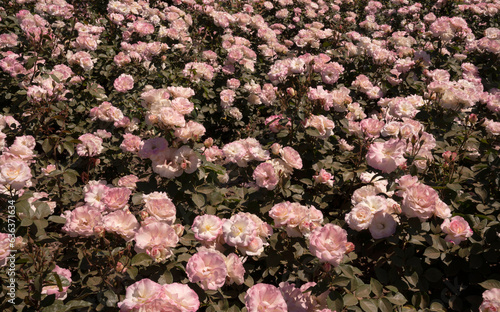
142;192;176;224
280;146;302;170
309;224;348;266
103;187;131;211
192;214;223;242
222;214;257;247
102;210;139;241
134;221;178;262
253;162;279;190
62;205;102;237
41;265;72;300
0;158;32;190
76;133;103;157
480;288;500;312
441;216;473;244
186;248;227;290
313;169;334;187
225;253;245;285
368;211;398;239
118;279;163;311
161;283;200;312
114;74;134;92
245;283;288;312
366;139;406;173
401;183;439;221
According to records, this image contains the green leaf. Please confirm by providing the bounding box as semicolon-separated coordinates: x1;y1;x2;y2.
356;284;371;298
64;300;92;311
63;171;78;186
360;299;378;312
343;293;358;306
192;193;205;208
131;253;153;266
370;278;383;297
48;216;67;224
378;298;393;312
387;293;407;305
424;247;441;259
479;279;500;290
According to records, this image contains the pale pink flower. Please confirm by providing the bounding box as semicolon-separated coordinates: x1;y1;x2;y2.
281;146;302;170
479;288;500;312
253;162;279;190
401;183;440;221
142;192;176;225
309;223;348;266
84;180;109;210
225;253;245;285
120;133;142;153
76;133;103;157
192;215;223;242
441;216;473;244
134;221;179;262
345;204;374;231
186;248;227;290
102;210;139;241
313;169;334;187
62;205;102;237
118;279;163;311
114;74;134;92
366;139;406;173
269;202;292;227
368;211;398;239
0;158;32;190
117;175;139;189
103;187;131;211
304;115;335;139
161;283;200;312
0;233;11;267
245;283;288;312
222;214;257;247
41;266;72;300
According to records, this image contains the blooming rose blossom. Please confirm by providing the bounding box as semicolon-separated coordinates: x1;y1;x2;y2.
142;192;176;224
76;133;103;157
401;183;440;221
118;279;163;311
479;288;500;312
102;209;139;241
186;247;228;290
345;204;374;231
440;216;473;244
280;146;303;170
222;213;257;247
225;253;245;285
366;139;406;173
41;266;72;300
117;175;139;189
253;162;279;190
62;205;103;237
161;283;200;312
309;223;348;266
245;283;288;312
313;169;334;187
0;158;32;191
368;211;398;239
134;221;179;262
120;133;142;153
103;187;131;211
192;214;223;242
114;74;134;92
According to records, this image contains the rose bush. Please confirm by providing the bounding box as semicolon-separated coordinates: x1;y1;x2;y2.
0;0;499;311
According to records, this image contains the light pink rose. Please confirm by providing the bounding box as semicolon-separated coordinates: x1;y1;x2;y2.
281;146;302;170
114;74;134;92
134;221;179;262
62;205;102;237
401;183;440;221
161;283;200;312
117;175;139;189
345;204;374;231
253;162;279;190
269;202;291;227
245;283;288;312
0;233;11;267
304;115;335;139
368;211;398;239
102;210;139;241
225;253;245;285
366;139;406;173
142;192;176;224
441;216;473;244
41;265;72;300
76;133;103;157
313;169;334;187
192;214;223;242
120;133;143;153
186;248;227;290
479;288;500;312
309;223;348;266
118;279;163;311
103;187;131;211
222;214;257;247
0;158;32;190
84;180;109;210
